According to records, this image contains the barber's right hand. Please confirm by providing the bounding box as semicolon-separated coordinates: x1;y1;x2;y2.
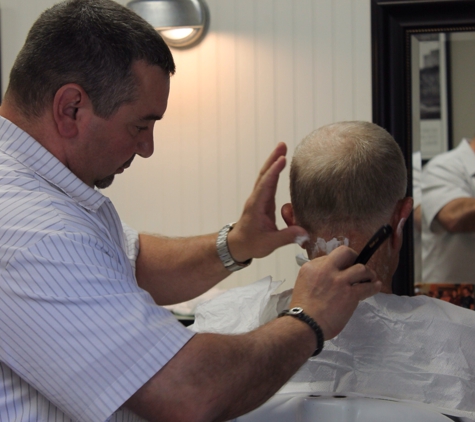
289;245;381;341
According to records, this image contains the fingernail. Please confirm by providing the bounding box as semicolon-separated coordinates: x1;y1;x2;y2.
295;234;310;247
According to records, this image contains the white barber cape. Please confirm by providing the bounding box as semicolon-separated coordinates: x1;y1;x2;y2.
191;275;475;420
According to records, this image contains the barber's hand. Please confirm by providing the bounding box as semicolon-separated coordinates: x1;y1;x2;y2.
290;246;382;340
227;142;308;262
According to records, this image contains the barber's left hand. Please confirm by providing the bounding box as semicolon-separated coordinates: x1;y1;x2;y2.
227;142;309;262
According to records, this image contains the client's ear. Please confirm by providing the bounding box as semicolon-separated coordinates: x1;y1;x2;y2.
390;197;414;251
281;203;296;227
281;203;310;250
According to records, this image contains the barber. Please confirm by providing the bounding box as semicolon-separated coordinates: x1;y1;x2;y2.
0;1;381;421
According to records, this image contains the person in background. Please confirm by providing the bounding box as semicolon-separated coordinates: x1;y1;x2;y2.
412;150;422;283
460;287;475;310
422;136;475;284
440;290;452;302
451;289;461;306
0;1;380;421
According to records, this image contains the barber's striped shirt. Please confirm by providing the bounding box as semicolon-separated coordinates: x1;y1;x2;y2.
0;117;194;421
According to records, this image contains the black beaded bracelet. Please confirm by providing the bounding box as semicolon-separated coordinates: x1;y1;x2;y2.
278;307;324;357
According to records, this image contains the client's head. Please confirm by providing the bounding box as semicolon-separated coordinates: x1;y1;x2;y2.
282;121;412;292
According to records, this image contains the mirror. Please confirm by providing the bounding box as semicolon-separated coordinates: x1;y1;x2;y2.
371;0;475;296
412;32;475;294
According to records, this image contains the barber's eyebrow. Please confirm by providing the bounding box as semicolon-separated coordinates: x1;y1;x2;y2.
141;114;163;121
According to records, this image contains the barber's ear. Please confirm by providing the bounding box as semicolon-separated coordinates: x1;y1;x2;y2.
390;197;414;250
281;203;296;227
53;84;89;138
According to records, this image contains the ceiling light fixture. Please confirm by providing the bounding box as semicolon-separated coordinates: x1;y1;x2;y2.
127;0;209;49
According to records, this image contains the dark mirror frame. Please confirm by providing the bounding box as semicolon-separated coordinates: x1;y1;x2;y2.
371;0;475;296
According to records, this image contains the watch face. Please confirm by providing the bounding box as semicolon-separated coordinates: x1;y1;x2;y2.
289;307;304;315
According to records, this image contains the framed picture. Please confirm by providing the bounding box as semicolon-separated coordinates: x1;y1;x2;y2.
416;33;451;160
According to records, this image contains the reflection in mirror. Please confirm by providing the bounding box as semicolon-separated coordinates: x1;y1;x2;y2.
412;31;475;309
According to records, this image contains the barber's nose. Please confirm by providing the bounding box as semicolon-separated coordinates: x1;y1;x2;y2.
137;132;154;158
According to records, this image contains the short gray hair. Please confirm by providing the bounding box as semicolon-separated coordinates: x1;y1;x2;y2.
290;121;407;235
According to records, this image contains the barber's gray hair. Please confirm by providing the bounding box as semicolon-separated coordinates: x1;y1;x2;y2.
290;121;407;235
5;0;175;119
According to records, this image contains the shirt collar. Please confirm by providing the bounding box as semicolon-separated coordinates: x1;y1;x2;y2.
0;116;107;212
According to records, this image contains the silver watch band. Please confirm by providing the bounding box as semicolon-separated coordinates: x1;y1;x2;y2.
216;223;252;272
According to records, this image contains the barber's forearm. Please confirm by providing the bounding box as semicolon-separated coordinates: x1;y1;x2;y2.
129;246;380;422
436;198;475;232
125;317;315;422
212;318;315;420
135;233;231;305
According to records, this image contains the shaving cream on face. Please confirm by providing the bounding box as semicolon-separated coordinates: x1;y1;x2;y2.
294;234;310;247
312;236;349;257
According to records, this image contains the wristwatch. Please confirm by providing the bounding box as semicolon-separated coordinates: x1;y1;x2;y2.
278;307;324;357
216;223;253;272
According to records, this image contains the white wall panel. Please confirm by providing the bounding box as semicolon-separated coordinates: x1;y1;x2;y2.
313;0;335;128
216;0;239;230
353;0;372;120
234;0;260;284
195;14;220;235
1;0;373;293
333;0;354;121
293;0;315;141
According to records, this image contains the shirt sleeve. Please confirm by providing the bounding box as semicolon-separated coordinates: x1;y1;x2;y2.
0;229;195;422
421;154;473;229
121;221;140;272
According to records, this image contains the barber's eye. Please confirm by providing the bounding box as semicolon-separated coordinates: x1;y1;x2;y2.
136;126;148;132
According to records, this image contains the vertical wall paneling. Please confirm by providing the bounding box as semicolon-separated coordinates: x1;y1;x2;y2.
234;0;260;286
235;0;257;216
313;0;335;128
333;0;354;121
214;1;241;288
177;48;201;236
1;0;373;293
196;2;220;236
216;0;238;229
293;0;315;143
352;0;372;120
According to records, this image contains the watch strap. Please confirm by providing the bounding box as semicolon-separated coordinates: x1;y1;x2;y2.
216;223;253;272
278;307;324;357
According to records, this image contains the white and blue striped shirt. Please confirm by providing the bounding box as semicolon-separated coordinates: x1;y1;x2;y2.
0;117;195;421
